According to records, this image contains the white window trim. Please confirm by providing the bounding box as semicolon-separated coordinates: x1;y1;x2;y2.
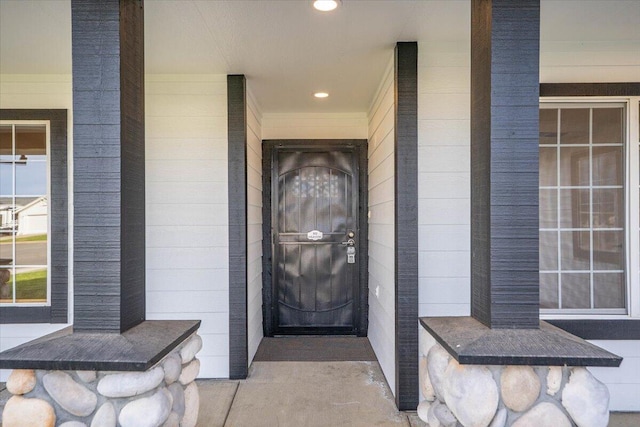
0;119;51;307
539;96;640;321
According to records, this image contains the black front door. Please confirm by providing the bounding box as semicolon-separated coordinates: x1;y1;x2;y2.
271;146;360;333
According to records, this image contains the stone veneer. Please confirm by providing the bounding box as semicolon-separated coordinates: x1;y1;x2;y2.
418;328;611;427
1;333;203;427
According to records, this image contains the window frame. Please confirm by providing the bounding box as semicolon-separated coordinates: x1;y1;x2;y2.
539;101;628;315
539;83;640;339
0;109;68;324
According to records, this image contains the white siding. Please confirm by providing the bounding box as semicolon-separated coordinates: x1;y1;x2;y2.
417;39;640;410
246;87;263;365
417;42;471;319
0;74;73;382
367;58;396;394
261;113;368;140
145;74;229;378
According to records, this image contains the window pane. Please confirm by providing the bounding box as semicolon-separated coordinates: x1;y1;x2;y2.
593;108;623;144
593;273;625;309
561;273;590;308
540;273;559;309
539;189;557;228
540;109;558;145
0;163;13;195
560;109;590;144
593;230;624;270
560;147;589;186
592;188;623;228
14;267;47;303
16;125;46;160
592;146;623;186
539;147;557;186
0;266;12;301
15;162;46;195
560;231;590;270
559;189;589;229
0;233;13;262
0;125;11;161
15;230;48;265
540;231;558;270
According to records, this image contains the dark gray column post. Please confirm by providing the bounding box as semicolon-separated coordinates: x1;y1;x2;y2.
471;0;540;329
395;42;419;410
72;0;145;333
227;75;248;379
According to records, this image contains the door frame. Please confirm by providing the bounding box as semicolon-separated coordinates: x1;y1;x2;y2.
262;139;369;337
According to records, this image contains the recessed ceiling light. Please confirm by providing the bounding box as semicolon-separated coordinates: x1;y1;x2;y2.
313;0;340;12
314;92;329;98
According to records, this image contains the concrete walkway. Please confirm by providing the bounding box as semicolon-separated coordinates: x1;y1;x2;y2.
196;361;422;427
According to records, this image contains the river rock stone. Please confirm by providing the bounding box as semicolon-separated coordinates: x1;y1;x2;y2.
432;400;457;427
2;396;56;427
427;344;451;402
6;369;36;395
179;334;203;364
420;327;437;356
163;353;182;385
97;366;164;398
91;401;117;427
416;400;432;423
489;408;507;427
182;382;200;427
501;366;540;412
168;382;186;417
161;412;180;427
419;355;436;401
512;402;571;427
547;366;562;396
59;422;87;427
43;371;97;417
562;367;610;427
179;358;200;385
119;388;173;427
76;370;97;383
442;359;499;427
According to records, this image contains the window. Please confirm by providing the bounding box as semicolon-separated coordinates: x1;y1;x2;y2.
540;100;640;316
0;110;67;324
0;123;49;305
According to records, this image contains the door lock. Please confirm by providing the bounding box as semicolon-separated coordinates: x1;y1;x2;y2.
341;238;355;246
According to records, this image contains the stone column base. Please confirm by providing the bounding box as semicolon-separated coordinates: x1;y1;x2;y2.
2;333;203;427
418;328;611;427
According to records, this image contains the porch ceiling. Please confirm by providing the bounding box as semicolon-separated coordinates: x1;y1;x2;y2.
0;0;638;113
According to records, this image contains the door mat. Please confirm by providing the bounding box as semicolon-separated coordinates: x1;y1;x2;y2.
253;336;377;362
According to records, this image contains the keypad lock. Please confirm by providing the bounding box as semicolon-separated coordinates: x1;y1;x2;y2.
347;246;356;264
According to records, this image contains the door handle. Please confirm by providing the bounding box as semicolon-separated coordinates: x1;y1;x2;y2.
341;238;355;246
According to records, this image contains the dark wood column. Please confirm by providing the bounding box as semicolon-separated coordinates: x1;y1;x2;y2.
72;0;145;333
227;75;248;379
471;0;540;329
395;41;419;410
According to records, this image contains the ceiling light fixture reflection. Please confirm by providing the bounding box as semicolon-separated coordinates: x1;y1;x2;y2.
314;92;329;98
313;0;340;12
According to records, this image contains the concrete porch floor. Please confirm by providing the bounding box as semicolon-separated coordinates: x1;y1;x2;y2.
195;361;640;427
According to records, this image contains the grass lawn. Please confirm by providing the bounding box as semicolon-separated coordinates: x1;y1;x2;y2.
7;269;47;301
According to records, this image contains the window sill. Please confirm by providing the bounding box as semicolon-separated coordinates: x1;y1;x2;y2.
546;319;640;340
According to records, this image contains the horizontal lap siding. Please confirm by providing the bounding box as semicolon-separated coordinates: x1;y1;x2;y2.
145;74;229;378
261;113;368;140
0;74;73;381
417;43;471;320
367;58;396;394
246;88;263;365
